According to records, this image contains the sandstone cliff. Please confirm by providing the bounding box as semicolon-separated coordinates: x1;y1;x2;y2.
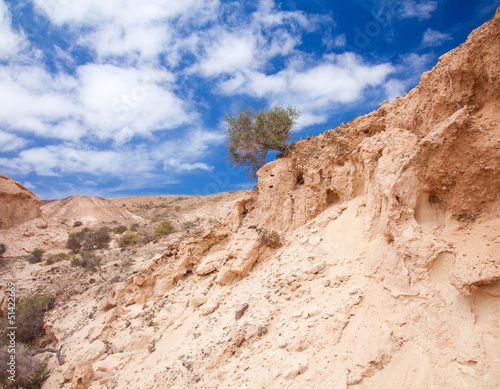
0;175;40;230
5;7;500;389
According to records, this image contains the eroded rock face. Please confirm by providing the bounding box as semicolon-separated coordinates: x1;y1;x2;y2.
0;175;41;230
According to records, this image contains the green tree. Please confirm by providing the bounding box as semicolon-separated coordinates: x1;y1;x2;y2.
225;104;299;178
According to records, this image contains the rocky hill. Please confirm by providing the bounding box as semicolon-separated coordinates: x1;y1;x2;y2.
0;175;40;229
1;7;499;389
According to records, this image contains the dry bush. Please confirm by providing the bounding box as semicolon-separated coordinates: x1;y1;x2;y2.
118;233;141;247
256;228;283;248
67;227;111;252
113;225;127;235
153;220;176;237
14;294;55;346
45;252;69;265
0;345;48;389
70;251;102;272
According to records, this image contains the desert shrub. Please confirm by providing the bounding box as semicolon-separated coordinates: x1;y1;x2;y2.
0;243;5;256
66;227;111;253
256;228;283;248
129;223;139;232
15;294;56;345
113;225;127;235
73;220;83;228
140;232;155;245
118;233;141;247
27;248;45;264
45;252;69;265
70;251;101;272
154;220;175;237
0;345;48;389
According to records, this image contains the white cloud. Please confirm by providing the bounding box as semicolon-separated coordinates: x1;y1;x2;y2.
0;63;194;143
0;130;28;152
0;65;81;139
422;28;452;46
399;0;437;20
77;64;192;141
32;0;220;64
0;127;223;179
196;32;257;76
384;79;406;101
0;1;26;60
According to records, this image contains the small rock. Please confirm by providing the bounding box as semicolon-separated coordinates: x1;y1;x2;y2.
305;262;325;274
307;304;321;317
36;220;48;229
257;326;267;337
285;363;308;379
235;303;249;320
308;235;322;246
201;301;219;316
291;310;302;318
278;337;288;348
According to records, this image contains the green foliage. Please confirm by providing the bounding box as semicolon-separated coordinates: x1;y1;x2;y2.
0;243;5;256
153;220;175;237
113;225;128;235
70;251;102;272
118;233;141;247
66;227;111;253
15;294;56;345
73;220;82;228
129;223;139;232
225;104;300;177
27;248;45;264
45;252;69;265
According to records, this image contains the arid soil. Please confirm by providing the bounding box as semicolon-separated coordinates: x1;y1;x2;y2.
1;7;500;389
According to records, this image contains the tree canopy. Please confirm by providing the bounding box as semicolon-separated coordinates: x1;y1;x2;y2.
225;104;300;178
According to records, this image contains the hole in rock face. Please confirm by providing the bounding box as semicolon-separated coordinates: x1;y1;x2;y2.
429;193;441;204
326;189;340;206
296;172;304;186
269;185;274;189
183;270;193;280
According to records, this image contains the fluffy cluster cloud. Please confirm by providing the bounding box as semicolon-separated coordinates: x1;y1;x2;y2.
422;28;452;46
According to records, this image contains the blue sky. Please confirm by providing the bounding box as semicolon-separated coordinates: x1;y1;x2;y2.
0;0;498;199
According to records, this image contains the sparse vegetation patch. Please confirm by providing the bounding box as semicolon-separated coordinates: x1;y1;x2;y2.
113;225;127;235
70;251;102;272
15;294;56;345
27;248;45;264
154;220;176;237
118;233;141;247
66;227;111;252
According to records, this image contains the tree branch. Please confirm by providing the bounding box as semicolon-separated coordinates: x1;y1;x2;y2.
30;348;64;365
